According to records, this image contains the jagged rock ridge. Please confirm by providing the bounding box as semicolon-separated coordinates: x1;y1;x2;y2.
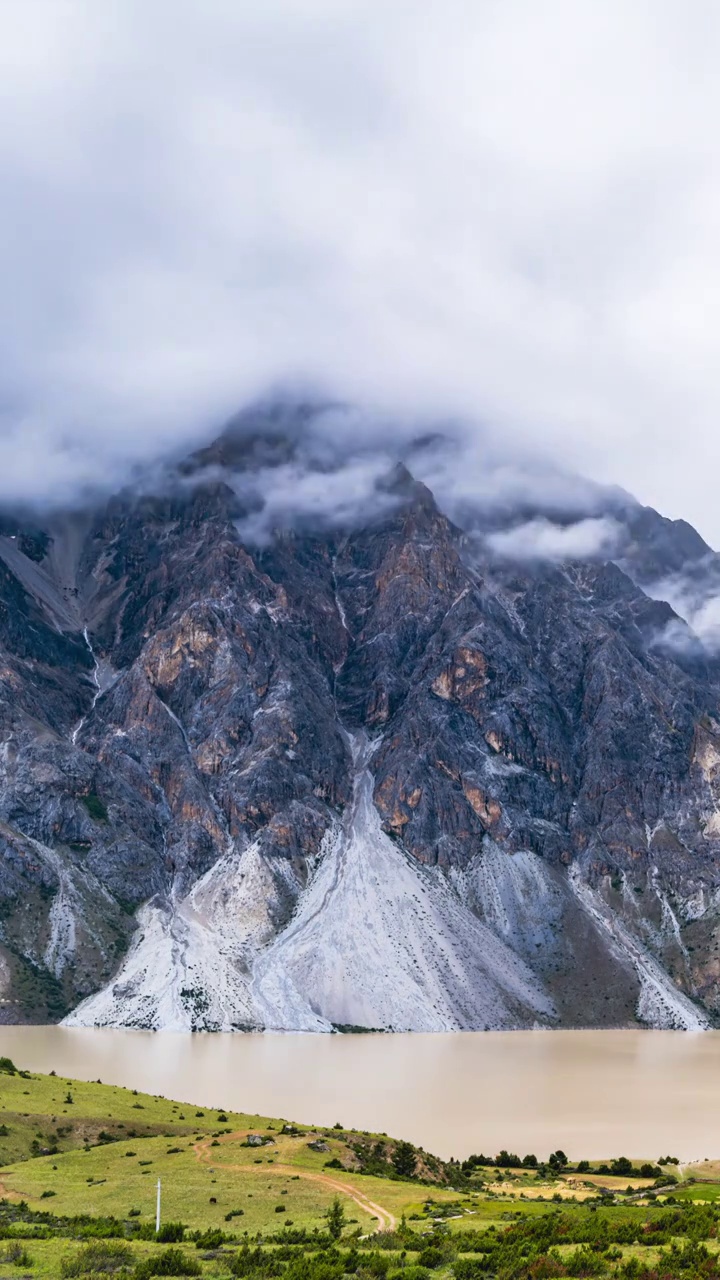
1;412;719;1031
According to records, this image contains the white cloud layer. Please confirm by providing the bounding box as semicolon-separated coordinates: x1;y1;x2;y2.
232;453;401;545
643;568;720;654
485;517;623;563
1;1;720;535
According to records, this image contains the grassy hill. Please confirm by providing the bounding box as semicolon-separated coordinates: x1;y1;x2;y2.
2;1057;720;1279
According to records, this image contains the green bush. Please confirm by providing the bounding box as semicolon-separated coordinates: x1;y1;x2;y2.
360;1254;391;1276
417;1248;448;1270
392;1141;417;1179
82;792;109;823
453;1262;489;1280
228;1246;283;1277
563;1247;607;1277
134;1247;200;1277
136;1222;185;1243
0;1242;34;1267
192;1228;230;1249
61;1238;133;1275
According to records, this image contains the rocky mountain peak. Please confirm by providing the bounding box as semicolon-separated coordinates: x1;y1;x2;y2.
0;415;719;1032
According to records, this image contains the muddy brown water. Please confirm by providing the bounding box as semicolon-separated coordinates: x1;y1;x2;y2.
0;1027;716;1161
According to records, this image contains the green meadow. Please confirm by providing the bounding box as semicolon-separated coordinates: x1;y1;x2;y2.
3;1057;720;1279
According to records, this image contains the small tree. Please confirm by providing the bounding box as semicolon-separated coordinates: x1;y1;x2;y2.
392;1140;417;1179
326;1197;346;1240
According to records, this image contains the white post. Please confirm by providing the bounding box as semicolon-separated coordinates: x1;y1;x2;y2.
156;1179;161;1234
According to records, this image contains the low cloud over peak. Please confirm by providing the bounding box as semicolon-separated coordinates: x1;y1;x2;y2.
1;3;720;539
484;516;624;564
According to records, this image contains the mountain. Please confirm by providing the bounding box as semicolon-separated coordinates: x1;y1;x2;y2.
1;407;720;1032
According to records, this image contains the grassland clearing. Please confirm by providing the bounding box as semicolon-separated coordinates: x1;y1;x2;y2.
3;1058;720;1279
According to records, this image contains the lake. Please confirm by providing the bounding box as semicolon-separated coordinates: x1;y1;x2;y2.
0;1027;716;1162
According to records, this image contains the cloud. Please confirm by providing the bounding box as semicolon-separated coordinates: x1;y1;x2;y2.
404;435;632;529
232;454;401;545
484;516;623;563
192;404;627;546
642;567;720;654
1;3;720;536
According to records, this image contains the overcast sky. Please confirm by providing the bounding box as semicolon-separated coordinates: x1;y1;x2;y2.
1;2;720;538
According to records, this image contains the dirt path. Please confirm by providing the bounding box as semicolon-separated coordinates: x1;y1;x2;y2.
193;1131;397;1233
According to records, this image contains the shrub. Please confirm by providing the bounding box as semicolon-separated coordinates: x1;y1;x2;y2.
528;1259;567;1280
326;1197;346;1240
563;1247;607;1277
361;1254;391;1276
136;1222;185;1244
61;1239;133;1275
453;1263;488;1280
228;1246;283;1277
392;1141;417;1179
134;1247;201;1277
0;1242;34;1267
156;1223;186;1244
82;792;109;822
417;1248;448;1270
0;1057;17;1075
192;1228;228;1249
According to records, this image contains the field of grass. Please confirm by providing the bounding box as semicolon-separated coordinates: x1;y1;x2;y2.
0;1065;272;1164
0;1061;466;1237
0;1236;206;1279
3;1059;720;1279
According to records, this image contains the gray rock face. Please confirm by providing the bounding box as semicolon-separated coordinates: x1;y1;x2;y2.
1;414;719;1030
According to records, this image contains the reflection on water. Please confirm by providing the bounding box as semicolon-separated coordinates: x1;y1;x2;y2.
0;1026;716;1161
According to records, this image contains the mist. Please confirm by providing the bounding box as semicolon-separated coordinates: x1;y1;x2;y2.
2;3;720;541
484;517;624;563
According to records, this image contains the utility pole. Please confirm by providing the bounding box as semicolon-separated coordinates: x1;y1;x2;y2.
156;1178;161;1234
